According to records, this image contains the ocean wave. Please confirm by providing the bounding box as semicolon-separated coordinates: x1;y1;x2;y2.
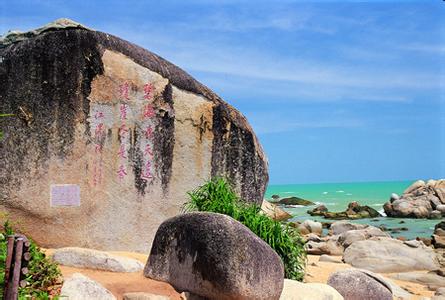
378;209;386;216
336;190;345;193
371;203;383;207
322;192;328;195
283;192;294;194
346;193;352;196
284;205;305;208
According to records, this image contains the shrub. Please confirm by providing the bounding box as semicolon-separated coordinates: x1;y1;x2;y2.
185;177;306;281
0;220;62;299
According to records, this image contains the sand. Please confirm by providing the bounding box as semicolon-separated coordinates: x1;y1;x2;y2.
44;250;436;299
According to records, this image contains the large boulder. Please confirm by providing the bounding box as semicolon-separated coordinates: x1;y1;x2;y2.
297;220;323;236
343;237;441;273
261;200;292;221
60;273;116;300
327;269;392;300
337;226;389;248
0;19;268;252
330;221;368;235
279;279;344;300
144;212;284;300
52;247;144;272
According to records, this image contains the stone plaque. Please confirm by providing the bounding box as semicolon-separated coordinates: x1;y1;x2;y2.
50;184;80;207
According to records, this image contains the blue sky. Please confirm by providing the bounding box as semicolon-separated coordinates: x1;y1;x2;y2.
1;1;444;184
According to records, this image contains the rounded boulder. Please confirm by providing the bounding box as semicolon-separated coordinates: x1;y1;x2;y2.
144;212;284;300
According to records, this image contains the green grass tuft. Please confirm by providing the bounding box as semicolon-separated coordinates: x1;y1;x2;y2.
185;177;306;281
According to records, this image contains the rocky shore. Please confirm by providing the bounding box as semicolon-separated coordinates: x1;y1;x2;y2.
384;180;445;219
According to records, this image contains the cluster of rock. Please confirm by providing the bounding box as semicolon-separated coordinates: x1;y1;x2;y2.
296;218;445;298
384;179;445;219
308;201;381;220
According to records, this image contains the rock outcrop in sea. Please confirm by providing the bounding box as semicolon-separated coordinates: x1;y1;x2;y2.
308;201;381;219
0;19;268;252
384;179;445;219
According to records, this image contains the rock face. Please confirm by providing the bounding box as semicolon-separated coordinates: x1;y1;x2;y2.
308;202;380;220
144;212;284;300
52;247;144;272
0;19;268;251
384;179;445;218
327;269;393;300
279;279;344;300
261;200;292;221
343;237;441;273
60;273;116;300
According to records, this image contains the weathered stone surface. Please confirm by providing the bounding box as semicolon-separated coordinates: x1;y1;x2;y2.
343;237;441;273
144;212;284;300
279;279;344;300
337;226;389;248
327;269;393;300
123;292;170;300
389;272;445;290
261;200;291;221
434;287;445;299
52;247;144;272
60;273;116;300
0;19;268;252
330;221;368;235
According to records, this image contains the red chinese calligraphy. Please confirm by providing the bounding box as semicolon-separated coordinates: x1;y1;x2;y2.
143;104;155;118
144;126;153;139
117;165;127;180
94;111;104;119
95;143;103;154
143;82;155;100
118;144;127;159
144;144;153;157
119;124;129;138
95;123;105;137
119;82;130;100
142;160;153;180
120;104;128;120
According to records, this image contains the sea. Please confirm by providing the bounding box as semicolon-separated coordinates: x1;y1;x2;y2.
265;180;439;239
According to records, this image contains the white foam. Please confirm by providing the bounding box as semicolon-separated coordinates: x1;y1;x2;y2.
336;190;345;193
346;193;352;196
322;192;328;195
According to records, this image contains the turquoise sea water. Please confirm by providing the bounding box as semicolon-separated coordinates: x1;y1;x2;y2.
266;181;440;239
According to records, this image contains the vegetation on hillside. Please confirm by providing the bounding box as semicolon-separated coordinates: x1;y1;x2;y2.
0;220;62;299
185;177;306;281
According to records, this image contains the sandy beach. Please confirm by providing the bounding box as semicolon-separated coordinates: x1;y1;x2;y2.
44;249;435;299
